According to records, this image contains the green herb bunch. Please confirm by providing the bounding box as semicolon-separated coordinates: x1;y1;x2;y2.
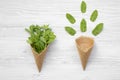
65;1;104;36
25;25;56;53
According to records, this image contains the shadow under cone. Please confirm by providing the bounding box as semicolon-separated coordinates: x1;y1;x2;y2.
75;36;94;70
32;47;48;72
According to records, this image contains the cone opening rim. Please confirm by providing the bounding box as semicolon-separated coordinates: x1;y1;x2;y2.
31;45;49;56
75;36;94;52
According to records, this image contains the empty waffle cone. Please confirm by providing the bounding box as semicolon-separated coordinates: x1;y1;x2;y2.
31;47;48;72
75;36;94;70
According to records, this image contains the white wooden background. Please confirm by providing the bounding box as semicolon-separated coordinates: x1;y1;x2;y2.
0;0;120;80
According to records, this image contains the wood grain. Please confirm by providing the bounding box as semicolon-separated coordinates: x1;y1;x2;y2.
0;0;120;80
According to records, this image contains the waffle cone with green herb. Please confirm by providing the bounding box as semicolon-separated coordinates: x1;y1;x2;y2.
76;36;94;70
25;25;56;72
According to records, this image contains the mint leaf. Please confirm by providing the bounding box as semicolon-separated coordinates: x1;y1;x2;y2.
80;18;87;32
65;26;76;36
66;13;76;24
90;10;98;22
81;1;87;13
92;23;104;36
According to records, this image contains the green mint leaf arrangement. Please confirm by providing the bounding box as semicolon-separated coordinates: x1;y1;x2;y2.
65;1;103;36
25;25;56;53
64;0;104;70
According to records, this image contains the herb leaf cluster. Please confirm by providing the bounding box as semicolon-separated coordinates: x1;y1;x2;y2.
25;25;56;53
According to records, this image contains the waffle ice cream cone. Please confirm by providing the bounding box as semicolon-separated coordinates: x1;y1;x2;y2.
76;36;94;70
